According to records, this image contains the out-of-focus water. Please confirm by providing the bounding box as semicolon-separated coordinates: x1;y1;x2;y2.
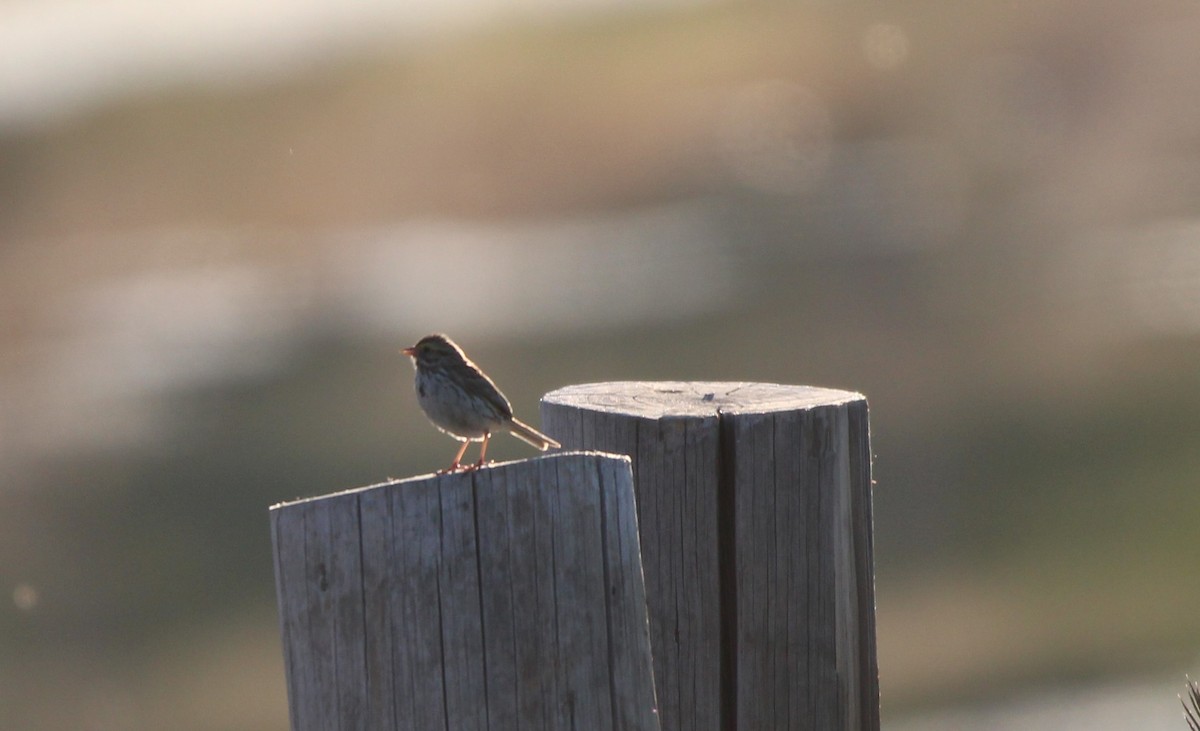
0;203;737;470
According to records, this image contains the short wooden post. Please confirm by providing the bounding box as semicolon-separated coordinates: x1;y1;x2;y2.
270;451;660;731
542;382;878;731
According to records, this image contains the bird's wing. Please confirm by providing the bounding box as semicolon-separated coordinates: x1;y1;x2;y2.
457;359;514;420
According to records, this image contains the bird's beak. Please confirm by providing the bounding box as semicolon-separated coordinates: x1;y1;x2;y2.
401;346;416;357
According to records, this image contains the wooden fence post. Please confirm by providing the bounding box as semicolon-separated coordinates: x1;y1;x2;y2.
542;382;879;731
270;451;660;731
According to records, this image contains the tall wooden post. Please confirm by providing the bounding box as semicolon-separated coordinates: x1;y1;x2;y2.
542;382;878;731
270;452;660;731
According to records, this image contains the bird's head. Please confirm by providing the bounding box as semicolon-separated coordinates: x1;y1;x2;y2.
402;333;464;368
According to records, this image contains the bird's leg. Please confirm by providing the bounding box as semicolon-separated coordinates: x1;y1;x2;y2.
471;432;491;469
440;440;472;474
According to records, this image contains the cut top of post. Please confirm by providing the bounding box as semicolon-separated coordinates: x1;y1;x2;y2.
543;381;864;418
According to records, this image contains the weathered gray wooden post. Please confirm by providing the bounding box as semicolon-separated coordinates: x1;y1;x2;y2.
542;382;879;731
270;452;660;731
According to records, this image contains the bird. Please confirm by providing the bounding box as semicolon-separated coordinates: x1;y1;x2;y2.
401;334;560;472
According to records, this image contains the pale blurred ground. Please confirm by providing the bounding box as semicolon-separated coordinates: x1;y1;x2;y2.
3;0;1200;729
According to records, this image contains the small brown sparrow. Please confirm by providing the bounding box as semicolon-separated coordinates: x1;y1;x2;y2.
402;334;560;472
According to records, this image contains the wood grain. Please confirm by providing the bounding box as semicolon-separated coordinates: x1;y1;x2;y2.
542;382;878;731
270;452;660;731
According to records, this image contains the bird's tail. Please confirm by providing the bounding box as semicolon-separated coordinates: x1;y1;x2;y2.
508;418;561;451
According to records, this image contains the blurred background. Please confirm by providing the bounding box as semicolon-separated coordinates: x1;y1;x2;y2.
3;0;1200;728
